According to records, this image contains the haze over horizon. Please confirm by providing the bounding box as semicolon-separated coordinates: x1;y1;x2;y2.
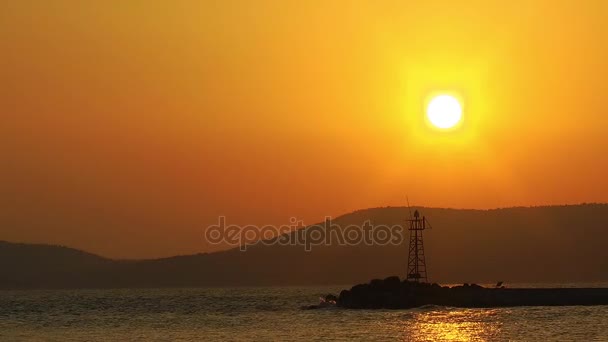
2;1;607;259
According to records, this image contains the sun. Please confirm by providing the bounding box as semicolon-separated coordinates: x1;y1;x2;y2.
426;94;462;129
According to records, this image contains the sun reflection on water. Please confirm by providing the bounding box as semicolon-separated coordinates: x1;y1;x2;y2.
402;309;503;341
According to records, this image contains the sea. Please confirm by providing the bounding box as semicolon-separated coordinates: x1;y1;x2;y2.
1;283;608;341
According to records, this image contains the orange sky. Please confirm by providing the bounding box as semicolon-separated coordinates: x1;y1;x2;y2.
1;1;607;258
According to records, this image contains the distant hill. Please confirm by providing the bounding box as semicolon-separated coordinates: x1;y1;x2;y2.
1;204;608;289
0;241;111;289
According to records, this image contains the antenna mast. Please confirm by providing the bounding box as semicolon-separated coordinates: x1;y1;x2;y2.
406;201;429;283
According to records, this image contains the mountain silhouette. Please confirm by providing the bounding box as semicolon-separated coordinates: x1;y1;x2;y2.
1;204;607;289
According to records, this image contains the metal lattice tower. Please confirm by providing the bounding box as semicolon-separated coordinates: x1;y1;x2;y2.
407;209;429;283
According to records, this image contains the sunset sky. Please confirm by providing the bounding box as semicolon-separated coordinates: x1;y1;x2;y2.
2;1;607;258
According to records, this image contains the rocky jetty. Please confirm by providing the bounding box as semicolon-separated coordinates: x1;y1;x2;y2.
337;276;608;309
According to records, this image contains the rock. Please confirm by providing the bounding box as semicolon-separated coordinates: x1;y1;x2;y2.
369;278;384;290
325;294;337;302
383;276;401;291
336;277;608;309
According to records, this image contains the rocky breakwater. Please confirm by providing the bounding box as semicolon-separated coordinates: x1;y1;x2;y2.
337;276;608;309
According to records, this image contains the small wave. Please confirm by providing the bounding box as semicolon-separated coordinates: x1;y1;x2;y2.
411;304;451;311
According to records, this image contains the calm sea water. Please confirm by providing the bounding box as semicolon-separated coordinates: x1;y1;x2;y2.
1;284;608;341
